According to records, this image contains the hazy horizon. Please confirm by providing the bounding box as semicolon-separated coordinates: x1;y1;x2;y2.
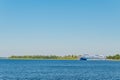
0;0;120;57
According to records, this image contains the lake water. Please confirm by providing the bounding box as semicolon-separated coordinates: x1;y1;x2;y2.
0;60;120;80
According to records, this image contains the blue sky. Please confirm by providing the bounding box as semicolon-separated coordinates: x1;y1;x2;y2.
0;0;120;57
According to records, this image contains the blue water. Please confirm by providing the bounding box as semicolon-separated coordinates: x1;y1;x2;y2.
0;60;120;80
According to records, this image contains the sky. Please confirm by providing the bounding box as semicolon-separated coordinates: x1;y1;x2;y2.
0;0;120;57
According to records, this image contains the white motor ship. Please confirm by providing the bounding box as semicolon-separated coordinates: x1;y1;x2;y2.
79;54;106;60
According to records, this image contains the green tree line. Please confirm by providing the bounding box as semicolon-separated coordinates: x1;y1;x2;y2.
9;55;78;60
106;54;120;60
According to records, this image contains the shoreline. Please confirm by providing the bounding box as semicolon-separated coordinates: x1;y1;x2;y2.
1;58;120;61
0;58;78;60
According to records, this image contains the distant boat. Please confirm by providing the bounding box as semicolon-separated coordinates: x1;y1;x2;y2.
79;54;106;61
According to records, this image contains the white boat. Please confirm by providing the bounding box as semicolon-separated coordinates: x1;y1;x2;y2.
79;54;106;60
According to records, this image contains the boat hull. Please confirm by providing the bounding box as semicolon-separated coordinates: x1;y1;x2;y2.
80;57;87;60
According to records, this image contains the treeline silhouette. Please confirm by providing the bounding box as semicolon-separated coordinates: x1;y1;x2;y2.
107;54;120;60
9;55;78;60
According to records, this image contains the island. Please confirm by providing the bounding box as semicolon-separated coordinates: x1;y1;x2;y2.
0;54;119;60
